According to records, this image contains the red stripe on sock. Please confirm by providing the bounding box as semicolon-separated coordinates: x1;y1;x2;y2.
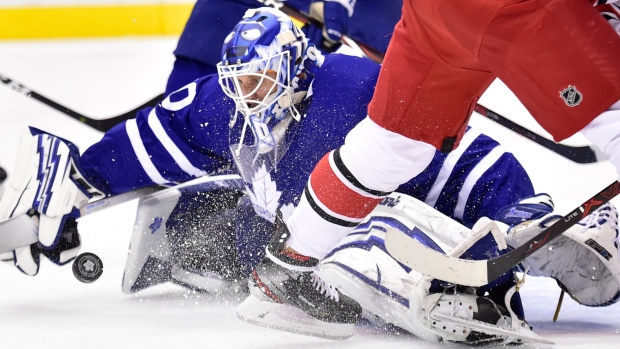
281;250;311;262
252;270;284;303
310;153;383;219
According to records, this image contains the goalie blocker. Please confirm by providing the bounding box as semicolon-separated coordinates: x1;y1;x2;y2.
0;127;107;275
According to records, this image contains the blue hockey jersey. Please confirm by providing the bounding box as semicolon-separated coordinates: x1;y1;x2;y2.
167;0;402;94
81;53;534;231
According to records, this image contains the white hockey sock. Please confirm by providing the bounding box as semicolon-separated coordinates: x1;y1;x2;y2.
582;102;620;179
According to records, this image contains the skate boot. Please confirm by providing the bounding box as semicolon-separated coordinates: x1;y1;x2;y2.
236;211;362;340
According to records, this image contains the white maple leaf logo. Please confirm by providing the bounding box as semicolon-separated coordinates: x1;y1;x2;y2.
247;163;282;223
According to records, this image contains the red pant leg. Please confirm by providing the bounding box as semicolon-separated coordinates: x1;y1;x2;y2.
370;0;620;148
368;0;496;151
481;0;620;141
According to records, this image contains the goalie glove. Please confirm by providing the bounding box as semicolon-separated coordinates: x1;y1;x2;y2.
9;212;82;275
0;127;107;276
504;202;620;307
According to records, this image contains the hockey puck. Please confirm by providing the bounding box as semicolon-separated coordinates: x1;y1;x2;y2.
72;252;103;283
0;166;6;183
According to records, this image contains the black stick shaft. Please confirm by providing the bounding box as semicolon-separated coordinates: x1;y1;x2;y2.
487;181;620;281
474;104;598;164
0;72;161;132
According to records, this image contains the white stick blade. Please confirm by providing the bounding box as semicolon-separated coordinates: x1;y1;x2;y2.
384;228;489;286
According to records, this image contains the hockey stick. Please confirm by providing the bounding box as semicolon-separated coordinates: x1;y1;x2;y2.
0;174;244;253
259;0;604;164
385;180;620;286
473;104;606;164
0;72;163;132
0;186;161;253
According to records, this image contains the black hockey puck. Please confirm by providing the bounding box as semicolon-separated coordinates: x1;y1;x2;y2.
0;166;6;184
72;252;104;283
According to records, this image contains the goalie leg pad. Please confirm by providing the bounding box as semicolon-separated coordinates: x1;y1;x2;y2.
123;175;246;293
122;187;178;293
506;202;620;306
319;244;440;343
319;198;551;345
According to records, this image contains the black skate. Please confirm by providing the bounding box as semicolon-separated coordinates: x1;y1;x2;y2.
236;211;362;340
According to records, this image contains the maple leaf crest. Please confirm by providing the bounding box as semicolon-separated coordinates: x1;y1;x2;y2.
247;163;282;223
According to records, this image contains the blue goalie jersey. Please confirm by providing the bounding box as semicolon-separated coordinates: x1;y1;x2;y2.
80;53;534;231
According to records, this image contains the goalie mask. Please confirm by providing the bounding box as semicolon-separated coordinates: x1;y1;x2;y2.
217;7;320;182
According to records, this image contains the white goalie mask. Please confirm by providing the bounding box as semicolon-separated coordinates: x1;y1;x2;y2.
216;7;318;182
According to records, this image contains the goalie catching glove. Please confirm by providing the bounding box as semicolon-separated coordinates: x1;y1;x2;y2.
497;196;620;307
0;127;107;275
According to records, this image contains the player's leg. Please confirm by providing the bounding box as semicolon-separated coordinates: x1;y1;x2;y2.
480;0;620;141
285;6;494;259
478;0;620;175
237;210;363;340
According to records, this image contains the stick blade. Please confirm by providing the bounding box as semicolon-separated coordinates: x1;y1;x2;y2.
385;228;489;286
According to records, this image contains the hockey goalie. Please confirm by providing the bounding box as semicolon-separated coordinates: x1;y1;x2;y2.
119;174;620;346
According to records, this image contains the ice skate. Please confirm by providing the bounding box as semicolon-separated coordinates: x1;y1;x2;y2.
236;212;362;340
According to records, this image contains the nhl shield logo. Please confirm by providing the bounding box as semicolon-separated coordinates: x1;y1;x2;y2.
560;85;582;107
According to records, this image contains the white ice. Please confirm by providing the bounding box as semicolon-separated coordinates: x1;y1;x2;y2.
0;37;619;348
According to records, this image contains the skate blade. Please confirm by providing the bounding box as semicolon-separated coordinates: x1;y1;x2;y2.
236;293;354;340
431;312;554;347
170;266;247;294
